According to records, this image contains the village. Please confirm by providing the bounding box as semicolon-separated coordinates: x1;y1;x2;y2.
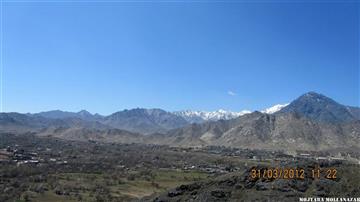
0;145;68;166
1;141;359;177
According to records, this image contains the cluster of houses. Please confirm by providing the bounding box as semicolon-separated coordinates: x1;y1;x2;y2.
0;146;42;165
0;146;68;166
295;151;360;164
183;163;238;174
190;146;295;161
171;146;360;166
0;146;41;165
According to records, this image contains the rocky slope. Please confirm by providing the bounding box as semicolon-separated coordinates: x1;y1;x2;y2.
103;108;189;134
277;92;357;123
155;112;360;151
30;108;189;134
154;92;360;151
142;160;360;202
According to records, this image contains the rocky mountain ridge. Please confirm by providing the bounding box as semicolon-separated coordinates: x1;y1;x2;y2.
1;92;359;151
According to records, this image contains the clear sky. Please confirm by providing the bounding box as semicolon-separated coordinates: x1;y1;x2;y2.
2;1;359;115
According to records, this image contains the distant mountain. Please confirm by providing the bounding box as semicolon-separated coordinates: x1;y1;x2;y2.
103;108;189;134
32;108;189;134
277;92;357;123
157;111;359;151
37;127;144;143
2;92;359;151
151;92;360;150
0;112;110;134
347;106;360;120
0;112;63;133
174;109;251;123
34;110;103;121
261;104;289;114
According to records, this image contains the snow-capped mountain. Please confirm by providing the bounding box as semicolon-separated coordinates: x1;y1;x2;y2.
261;103;289;114
174;109;251;123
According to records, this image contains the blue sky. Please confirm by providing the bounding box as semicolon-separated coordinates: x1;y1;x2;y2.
2;1;359;115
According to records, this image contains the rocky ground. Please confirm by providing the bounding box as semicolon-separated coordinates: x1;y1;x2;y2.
143;161;360;202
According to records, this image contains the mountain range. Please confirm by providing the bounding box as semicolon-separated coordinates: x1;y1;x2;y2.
29;103;285;126
0;92;359;151
173;109;251;123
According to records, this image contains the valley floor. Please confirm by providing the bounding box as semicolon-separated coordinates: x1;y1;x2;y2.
0;133;359;202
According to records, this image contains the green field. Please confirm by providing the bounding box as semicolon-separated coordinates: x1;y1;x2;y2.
20;169;209;202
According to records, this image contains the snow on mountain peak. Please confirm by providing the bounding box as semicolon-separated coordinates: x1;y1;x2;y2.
261;103;289;114
174;109;251;123
174;103;289;123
